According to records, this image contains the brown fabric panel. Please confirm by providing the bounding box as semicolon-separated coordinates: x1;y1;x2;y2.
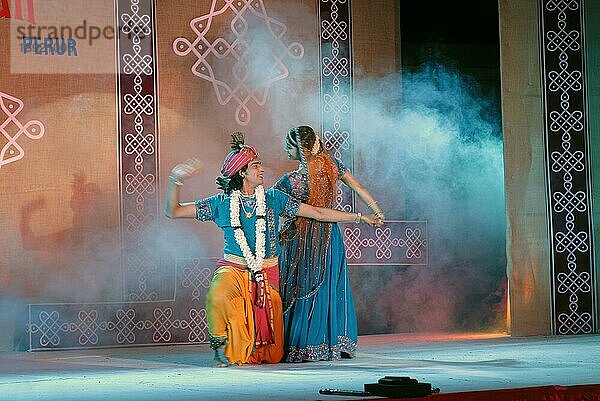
1;1;119;305
499;0;552;335
352;0;400;79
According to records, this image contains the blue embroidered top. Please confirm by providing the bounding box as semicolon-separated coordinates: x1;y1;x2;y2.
274;157;346;233
194;187;300;258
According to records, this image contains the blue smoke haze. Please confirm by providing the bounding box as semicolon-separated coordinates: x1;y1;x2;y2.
352;64;506;332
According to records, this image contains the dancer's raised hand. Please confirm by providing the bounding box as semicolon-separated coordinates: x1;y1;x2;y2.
169;158;204;184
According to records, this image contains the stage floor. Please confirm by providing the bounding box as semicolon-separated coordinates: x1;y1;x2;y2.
1;333;599;401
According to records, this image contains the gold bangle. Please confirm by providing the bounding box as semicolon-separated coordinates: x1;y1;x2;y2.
367;201;378;209
354;212;362;224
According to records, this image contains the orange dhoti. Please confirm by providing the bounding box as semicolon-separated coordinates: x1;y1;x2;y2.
205;256;284;365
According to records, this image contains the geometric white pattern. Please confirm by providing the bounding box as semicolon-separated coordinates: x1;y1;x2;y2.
28;306;209;349
27;257;212;350
0;91;45;169
173;0;304;126
541;0;595;334
182;259;212;301
117;0;161;301
343;221;428;266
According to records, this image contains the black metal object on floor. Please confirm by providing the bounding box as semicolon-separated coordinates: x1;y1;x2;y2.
320;376;440;398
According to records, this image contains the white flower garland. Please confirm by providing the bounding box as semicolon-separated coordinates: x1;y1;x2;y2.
230;185;266;274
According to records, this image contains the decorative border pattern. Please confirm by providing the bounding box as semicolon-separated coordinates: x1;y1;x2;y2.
116;0;162;301
343;221;428;266
28;258;214;350
319;0;353;211
540;0;595;334
29;304;207;349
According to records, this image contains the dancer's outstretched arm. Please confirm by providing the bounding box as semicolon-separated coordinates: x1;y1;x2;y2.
340;171;385;219
296;203;383;227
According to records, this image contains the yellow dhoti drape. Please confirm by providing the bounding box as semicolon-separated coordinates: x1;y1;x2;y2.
205;257;284;365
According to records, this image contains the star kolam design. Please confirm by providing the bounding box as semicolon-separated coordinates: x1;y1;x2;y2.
173;0;304;125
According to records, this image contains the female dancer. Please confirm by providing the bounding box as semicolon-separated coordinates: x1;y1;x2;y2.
276;126;385;362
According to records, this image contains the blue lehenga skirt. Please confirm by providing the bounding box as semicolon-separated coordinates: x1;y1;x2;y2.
280;221;358;362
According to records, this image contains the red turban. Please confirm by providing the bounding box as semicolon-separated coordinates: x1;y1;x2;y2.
220;145;259;177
